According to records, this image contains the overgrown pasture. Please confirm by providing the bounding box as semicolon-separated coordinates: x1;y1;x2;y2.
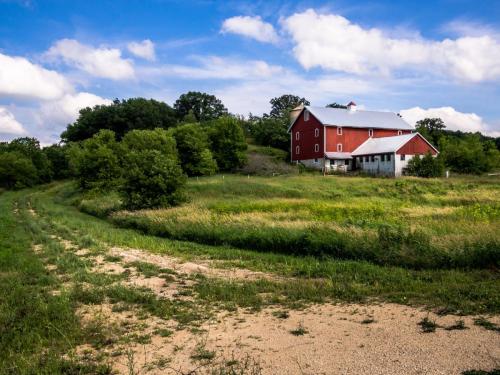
86;174;500;270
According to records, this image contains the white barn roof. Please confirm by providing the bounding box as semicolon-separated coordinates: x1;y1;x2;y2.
352;133;427;156
306;106;414;130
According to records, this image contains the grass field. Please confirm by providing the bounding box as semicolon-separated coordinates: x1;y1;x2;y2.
84;174;500;269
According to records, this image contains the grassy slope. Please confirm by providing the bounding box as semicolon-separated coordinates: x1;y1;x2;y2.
101;174;499;269
28;181;500;314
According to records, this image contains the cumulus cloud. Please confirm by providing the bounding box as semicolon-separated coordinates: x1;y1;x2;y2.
222;16;279;44
127;39;156;61
141;56;284;80
0;107;27;135
39;92;112;126
282;9;500;82
0;53;71;100
45;39;135;80
400;106;499;136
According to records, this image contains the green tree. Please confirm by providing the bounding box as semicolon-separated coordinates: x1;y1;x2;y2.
7;137;52;183
268;94;310;119
206;117;247;171
326;102;347;109
69;130;122;190
405;153;444;177
120;129;186;209
170;123;217;176
43;144;71;180
0;152;38;189
174;92;228;122
250;117;290;151
415;118;446;147
62;98;177;142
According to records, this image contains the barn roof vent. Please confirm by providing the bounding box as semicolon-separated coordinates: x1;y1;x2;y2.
347;101;357;112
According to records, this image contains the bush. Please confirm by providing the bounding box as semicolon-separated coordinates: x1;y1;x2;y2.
170;123;217;176
405;153;444;177
0;151;38;189
120;129;186;209
206;117;247;171
68;130;122;191
43;144;71;180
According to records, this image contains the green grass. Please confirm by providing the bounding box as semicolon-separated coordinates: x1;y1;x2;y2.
98;174;500;269
20;181;500;314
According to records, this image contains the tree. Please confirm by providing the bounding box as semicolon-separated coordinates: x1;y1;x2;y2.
405;153;444;177
326;102;347;109
0;152;38;189
206;117;247;171
62;98;177;142
250;117;290;151
415;118;446;147
268;95;310;119
169;123;217;176
174;92;228;122
43;144;71;180
120;129;186;209
68;130;122;190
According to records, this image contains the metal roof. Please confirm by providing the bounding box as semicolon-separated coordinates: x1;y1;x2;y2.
325;152;353;159
351;133;417;155
306;106;414;130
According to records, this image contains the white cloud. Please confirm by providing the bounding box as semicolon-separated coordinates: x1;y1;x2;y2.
45;39;135;80
400;106;499;136
141;56;284;80
0;107;27;135
222;16;279;44
282;9;500;82
127;39;156;61
39;92;112;126
0;53;71;100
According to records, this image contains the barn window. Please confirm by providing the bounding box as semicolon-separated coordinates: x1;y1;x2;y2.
304;110;309;121
398;130;403;135
365;156;369;162
400;154;405;161
296;146;300;155
371;155;375;162
337;143;342;152
315;128;319;137
314;158;319;163
359;157;363;163
381;154;385;162
387;154;392;161
337;127;342;135
368;128;374;137
345;160;349;165
295;132;300;140
315;144;319;152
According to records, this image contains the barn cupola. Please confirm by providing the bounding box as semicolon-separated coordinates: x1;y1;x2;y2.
347;101;357;112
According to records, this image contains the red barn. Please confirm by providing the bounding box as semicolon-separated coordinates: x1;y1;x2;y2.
288;103;438;176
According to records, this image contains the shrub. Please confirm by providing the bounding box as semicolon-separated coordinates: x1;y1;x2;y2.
170;123;217;176
0;151;38;189
120;129;186;209
205;117;247;171
405;153;444;177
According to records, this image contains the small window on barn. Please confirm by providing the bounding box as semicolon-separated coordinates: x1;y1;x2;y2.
371;155;375;162
365;156;369;162
358;157;362;163
314;158;319;163
368;128;374;137
337;127;342;135
315;128;319;137
315;144;319;152
345;160;349;165
387;154;392;161
381;154;385;162
337;143;342;152
295;132;300;140
398;130;403;135
304;110;309;122
296;146;300;155
400;154;405;161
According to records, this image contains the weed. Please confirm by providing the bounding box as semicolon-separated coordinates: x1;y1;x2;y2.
474;317;500;332
290;322;308;336
154;328;174;337
272;310;290;319
361;318;376;324
445;320;468;331
418;317;439;333
191;340;216;362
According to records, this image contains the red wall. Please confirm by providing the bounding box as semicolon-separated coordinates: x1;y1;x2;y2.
326;127;412;153
290;111;324;161
397;135;437;155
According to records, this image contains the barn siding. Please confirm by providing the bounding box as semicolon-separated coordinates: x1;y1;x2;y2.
397;135;437;155
326;127;411;153
290;110;324;161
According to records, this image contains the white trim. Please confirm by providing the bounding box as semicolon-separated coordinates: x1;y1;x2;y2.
368;128;374;137
397;130;403;135
337;127;342;135
304;110;309;122
295;131;300;140
315;144;319;152
314;128;319;137
323;126;326;155
337;143;343;152
296;145;300;155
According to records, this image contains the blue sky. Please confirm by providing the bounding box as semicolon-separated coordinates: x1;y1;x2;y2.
1;0;499;144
